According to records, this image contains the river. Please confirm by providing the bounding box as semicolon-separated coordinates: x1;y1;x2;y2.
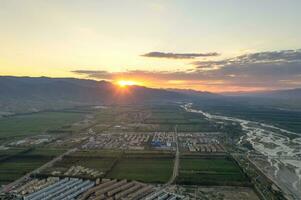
183;103;301;199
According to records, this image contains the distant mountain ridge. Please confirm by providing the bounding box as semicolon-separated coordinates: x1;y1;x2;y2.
224;88;301;99
166;88;218;97
1;76;300;114
258;88;301;99
0;76;213;114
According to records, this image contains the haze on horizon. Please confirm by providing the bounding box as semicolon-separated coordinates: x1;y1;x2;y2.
0;0;301;92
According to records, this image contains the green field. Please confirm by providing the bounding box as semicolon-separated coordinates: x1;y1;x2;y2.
41;150;175;182
52;150;174;183
46;156;117;175
24;148;66;156
0;111;85;140
0;148;25;159
71;149;122;158
106;157;173;183
90;104;222;133
0;148;63;185
0;156;50;185
41;150;121;177
176;156;248;186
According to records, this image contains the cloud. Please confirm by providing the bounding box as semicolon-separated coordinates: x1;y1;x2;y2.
72;70;198;81
72;49;301;92
193;49;301;69
141;51;220;59
191;49;301;88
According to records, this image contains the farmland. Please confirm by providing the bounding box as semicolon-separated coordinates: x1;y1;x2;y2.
106;157;173;183
0;110;87;140
176;155;249;186
0;148;25;159
0;148;64;185
144;106;220;132
41;150;120;178
0;104;264;200
40;150;174;183
93;105;220;133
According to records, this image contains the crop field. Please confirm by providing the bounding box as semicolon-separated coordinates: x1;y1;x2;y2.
71;149;123;158
41;150;174;182
95;105;218;132
0;148;25;159
46;156;117;175
0;111;86;140
141;105;219;132
47;150;174;183
0;148;62;185
90;104;222;133
41;150;121;177
94;108;117;123
176;156;249;186
91;104;220;133
106;157;173;183
123;150;174;157
24;148;66;156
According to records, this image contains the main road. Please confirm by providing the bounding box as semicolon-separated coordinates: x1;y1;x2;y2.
166;125;180;186
145;126;180;200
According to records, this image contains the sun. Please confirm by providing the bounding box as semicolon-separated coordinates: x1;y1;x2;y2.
117;80;138;87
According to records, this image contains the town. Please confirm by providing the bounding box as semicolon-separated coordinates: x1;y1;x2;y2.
0;104;291;200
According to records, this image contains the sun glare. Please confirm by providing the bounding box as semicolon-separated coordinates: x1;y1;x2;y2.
117;80;138;87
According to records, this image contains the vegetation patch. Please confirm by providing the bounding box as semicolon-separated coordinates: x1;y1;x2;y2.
41;150;121;178
176;156;249;186
106;157;173;183
0;111;85;139
0;148;61;185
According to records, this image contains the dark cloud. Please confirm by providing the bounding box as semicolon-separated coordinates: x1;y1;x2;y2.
72;70;197;80
72;70;112;79
193;49;301;68
72;49;301;91
141;51;220;59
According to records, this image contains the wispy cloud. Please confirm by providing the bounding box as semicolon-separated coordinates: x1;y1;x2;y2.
141;51;220;59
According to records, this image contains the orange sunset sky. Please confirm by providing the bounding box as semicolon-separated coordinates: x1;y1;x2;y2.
1;0;301;93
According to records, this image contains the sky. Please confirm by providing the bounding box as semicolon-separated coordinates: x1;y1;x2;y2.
0;0;301;92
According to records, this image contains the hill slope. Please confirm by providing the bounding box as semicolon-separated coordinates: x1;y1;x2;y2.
0;76;200;113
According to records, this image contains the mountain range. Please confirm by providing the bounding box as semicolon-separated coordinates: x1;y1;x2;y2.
0;76;208;114
0;76;300;114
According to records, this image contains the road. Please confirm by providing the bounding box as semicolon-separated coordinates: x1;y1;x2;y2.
161;126;180;189
166;125;179;186
2;148;77;193
144;126;180;200
231;153;298;200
